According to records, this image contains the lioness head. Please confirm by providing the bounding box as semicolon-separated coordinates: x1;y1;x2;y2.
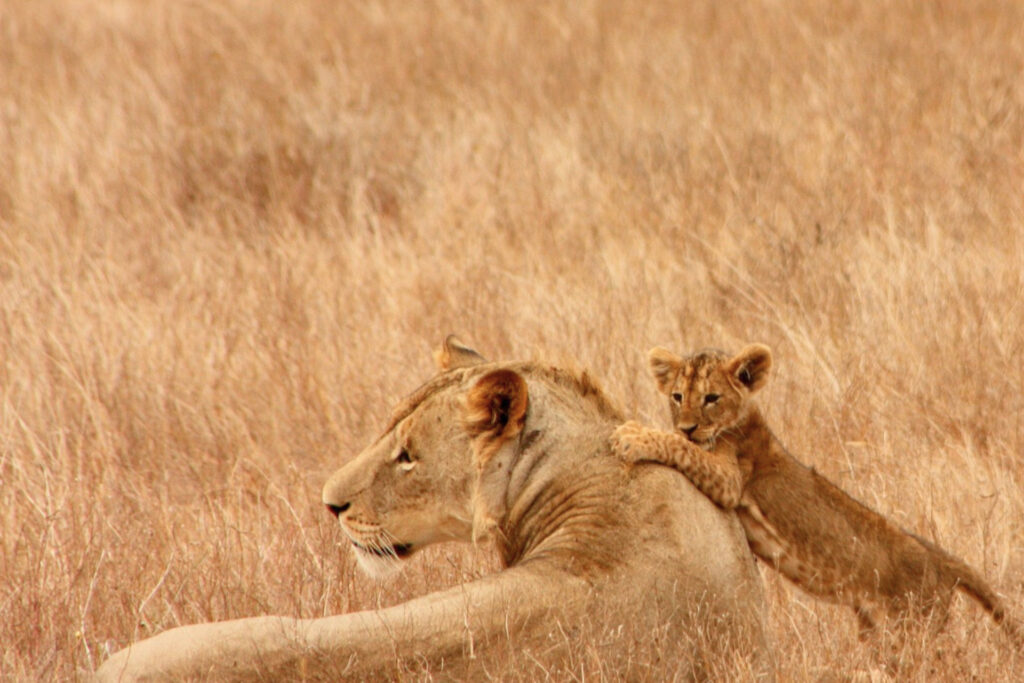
648;344;772;448
321;336;525;577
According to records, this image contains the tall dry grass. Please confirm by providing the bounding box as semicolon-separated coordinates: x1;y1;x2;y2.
1;0;1023;679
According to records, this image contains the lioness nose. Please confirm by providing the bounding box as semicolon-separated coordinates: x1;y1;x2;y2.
326;502;351;517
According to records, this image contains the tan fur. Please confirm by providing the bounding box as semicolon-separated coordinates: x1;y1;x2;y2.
97;337;770;681
614;343;1022;649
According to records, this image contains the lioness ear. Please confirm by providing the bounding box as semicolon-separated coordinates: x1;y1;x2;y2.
464;369;528;444
434;334;487;371
648;347;683;395
725;344;773;393
464;369;529;545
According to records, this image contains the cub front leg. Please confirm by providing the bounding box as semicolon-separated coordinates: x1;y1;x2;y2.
611;421;743;509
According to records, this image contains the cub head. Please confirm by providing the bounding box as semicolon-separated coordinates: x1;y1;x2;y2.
648;344;772;448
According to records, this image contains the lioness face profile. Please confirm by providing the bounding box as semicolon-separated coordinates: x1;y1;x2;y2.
648;345;772;449
322;379;478;577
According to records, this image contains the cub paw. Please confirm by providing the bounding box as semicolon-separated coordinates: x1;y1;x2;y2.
610;420;651;462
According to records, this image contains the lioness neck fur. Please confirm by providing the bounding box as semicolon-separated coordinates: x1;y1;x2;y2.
613;343;1022;648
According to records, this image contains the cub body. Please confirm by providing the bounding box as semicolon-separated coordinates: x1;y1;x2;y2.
614;344;1019;644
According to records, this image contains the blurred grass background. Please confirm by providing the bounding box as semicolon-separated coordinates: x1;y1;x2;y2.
1;0;1023;679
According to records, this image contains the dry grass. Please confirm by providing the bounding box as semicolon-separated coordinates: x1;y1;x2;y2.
2;0;1023;679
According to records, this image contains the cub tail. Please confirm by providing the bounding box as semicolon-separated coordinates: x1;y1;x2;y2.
913;532;1023;650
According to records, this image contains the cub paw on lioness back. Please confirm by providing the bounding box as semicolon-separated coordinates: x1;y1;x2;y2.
614;343;1023;651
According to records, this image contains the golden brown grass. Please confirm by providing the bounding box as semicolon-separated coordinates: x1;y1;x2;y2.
2;0;1023;679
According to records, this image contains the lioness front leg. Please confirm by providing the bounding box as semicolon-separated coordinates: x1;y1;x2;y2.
611;421;743;509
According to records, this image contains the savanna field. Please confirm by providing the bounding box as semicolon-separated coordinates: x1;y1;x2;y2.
2;0;1024;679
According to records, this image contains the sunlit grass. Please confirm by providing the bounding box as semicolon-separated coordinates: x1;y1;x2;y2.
1;0;1023;679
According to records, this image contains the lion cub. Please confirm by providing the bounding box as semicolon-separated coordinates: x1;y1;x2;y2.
613;344;1020;646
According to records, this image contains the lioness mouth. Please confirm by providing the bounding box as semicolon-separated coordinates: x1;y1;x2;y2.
355;542;413;559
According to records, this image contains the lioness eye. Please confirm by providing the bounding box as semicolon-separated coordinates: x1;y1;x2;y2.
704;393;720;405
671;392;683;403
396;449;413;464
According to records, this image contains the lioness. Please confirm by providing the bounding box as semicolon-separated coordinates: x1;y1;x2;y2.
613;343;1022;648
95;336;769;681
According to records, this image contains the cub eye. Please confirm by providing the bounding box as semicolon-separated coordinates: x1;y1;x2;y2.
704;393;720;405
671;392;683;403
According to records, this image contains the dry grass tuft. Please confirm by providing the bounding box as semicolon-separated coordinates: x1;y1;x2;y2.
2;1;1023;679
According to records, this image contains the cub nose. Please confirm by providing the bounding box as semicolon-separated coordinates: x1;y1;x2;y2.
326;502;351;517
681;425;698;438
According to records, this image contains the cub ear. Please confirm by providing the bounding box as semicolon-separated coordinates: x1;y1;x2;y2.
434;334;487;371
724;344;773;393
648;347;683;395
464;369;528;445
